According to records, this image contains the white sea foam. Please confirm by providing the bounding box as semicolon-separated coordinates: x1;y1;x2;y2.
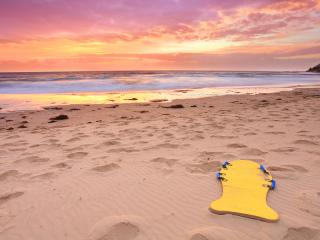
0;71;319;94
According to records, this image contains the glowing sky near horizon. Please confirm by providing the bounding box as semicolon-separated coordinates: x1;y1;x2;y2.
0;0;320;71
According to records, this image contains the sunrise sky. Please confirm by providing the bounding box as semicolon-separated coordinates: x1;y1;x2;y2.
1;0;320;72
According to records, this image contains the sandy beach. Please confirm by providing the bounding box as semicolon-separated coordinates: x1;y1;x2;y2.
1;87;320;240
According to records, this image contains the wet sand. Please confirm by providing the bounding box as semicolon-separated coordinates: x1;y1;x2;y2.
0;85;294;112
0;87;320;240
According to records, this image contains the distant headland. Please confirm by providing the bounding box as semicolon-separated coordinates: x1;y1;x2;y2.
307;64;320;73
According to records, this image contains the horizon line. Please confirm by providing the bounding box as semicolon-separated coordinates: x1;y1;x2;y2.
0;69;311;74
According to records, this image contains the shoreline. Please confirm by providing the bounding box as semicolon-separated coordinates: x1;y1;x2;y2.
1;83;320;113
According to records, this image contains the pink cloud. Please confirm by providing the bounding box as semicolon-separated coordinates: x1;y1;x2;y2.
0;0;272;40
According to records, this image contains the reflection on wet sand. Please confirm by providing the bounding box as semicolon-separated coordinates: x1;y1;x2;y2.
0;86;293;112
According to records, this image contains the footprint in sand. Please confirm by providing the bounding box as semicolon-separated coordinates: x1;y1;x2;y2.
88;215;152;240
0;170;19;181
298;191;320;217
187;226;254;240
282;227;320;240
97;222;139;240
52;162;71;169
162;132;174;138
307;150;320;156
0;149;8;155
293;140;318;146
241;148;267;156
1;142;25;148
15;156;50;164
29;144;41;148
186;161;221;174
196;151;236;162
43;139;60;144
0;191;24;205
210;135;237;139
265;131;286;135
65;146;84;152
297;130;309;134
150;143;180;149
268;166;295;179
32;172;55;180
10;146;28;152
268;166;294;172
283;164;308;173
94;140;121;149
271;147;298;153
189;134;205;140
227;143;247;148
243;132;257;136
220;153;237;160
65;137;81;143
108;148;139;153
67;152;88;159
5;135;20;140
103;140;122;146
268;164;308;179
150;157;178;167
92;163;120;172
189;234;209;240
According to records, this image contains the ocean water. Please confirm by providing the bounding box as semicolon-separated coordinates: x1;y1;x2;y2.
0;71;319;94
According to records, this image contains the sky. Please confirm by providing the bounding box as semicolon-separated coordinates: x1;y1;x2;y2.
0;0;320;72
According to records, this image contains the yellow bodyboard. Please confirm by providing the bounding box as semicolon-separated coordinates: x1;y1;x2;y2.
209;160;279;222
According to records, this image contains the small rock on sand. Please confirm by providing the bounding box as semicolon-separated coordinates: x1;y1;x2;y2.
150;99;168;103
105;105;119;108
44;107;63;110
162;104;184;109
125;98;138;101
49;114;69;121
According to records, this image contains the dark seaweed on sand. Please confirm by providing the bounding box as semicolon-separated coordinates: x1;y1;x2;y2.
161;104;184;109
49;114;69;121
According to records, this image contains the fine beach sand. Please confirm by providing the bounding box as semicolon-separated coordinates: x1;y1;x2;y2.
0;87;320;240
